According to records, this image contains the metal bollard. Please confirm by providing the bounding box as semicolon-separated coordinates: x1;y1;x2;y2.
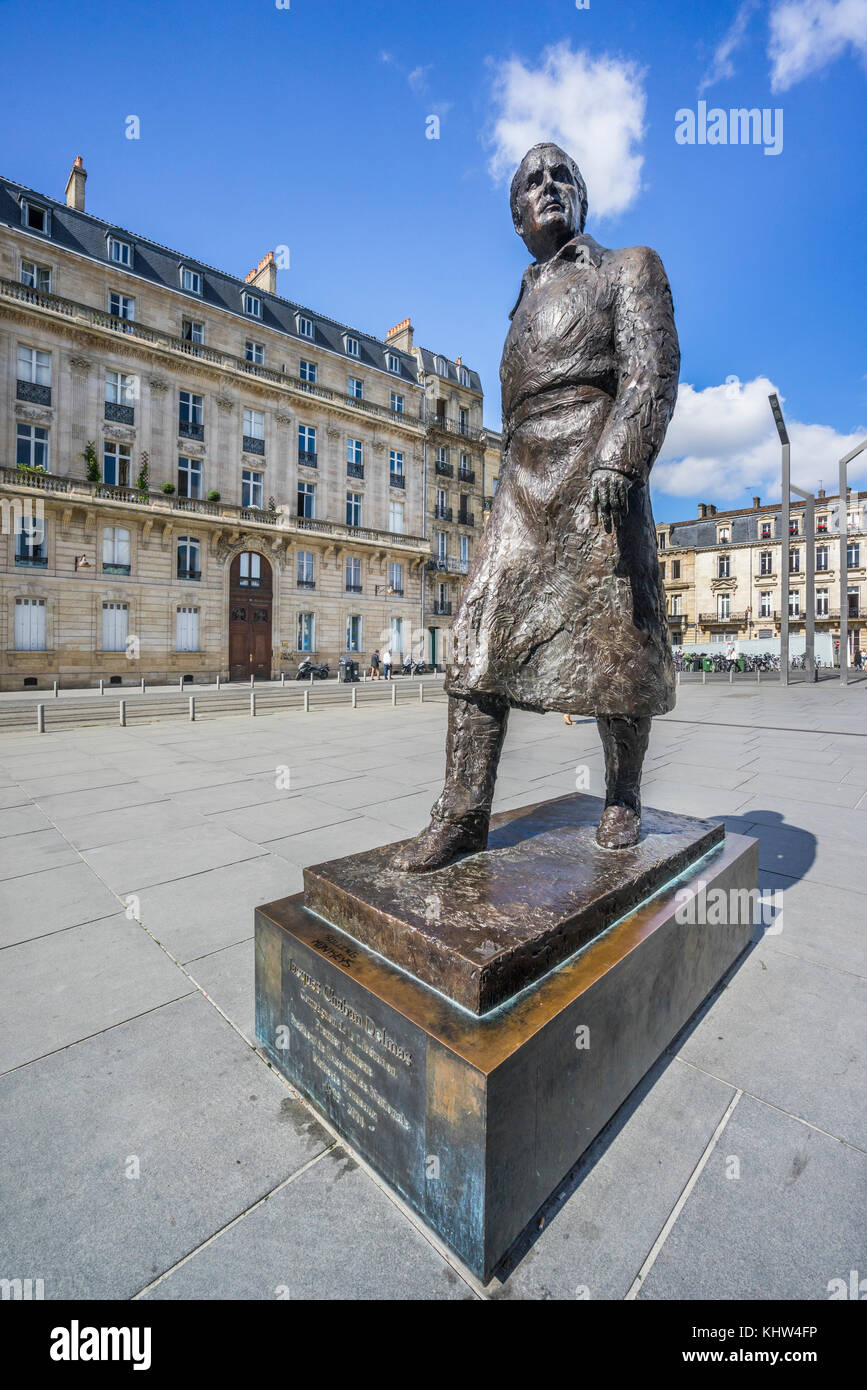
676;669;681;687
392;683;397;707
352;686;357;709
119;699;126;727
701;669;706;685
99;679;105;695
53;680;58;698
216;673;221;691
281;672;285;687
418;682;423;703
189;696;196;722
729;667;733;684
141;677;146;693
250;673;255;688
304;688;310;712
250;691;256;717
36;703;45;733
309;673;314;684
179;675;183;692
757;669;761;684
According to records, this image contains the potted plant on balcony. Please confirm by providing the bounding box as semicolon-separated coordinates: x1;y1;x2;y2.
207;490;221;502
162;482;176;494
136;453;149;495
80;441;100;483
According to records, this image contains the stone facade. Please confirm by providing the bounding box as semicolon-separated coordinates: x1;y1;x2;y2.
0;161;502;689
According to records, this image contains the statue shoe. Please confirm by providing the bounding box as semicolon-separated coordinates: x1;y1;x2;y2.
392;818;486;872
595;804;641;850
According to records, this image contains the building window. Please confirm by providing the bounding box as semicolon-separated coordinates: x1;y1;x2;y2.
717;526;730;544
101;602;128;652
816;545;829;572
17;346;51;387
109;292;135;322
179;391;204;439
658;532;667;549
848;512;859;530
239;553;262;587
243;408;265;451
436;357;447;376
103;442;131;487
242;469;263;508
670;594;682;616
21;260;51;292
435;487;448;521
847;542;860;569
387;352;400;374
297;612;315;652
436;531;447;562
14;598;46;651
760;520;772;539
816;515;828;534
346;492;363;527
345;336;360;358
15;516;47;566
346;615;362;652
788;591;801;618
389;501;405;534
759;591;772;618
243;292;262;318
760;550;773;575
459;366;470;388
345;556;362;593
717;554;730;579
390;392;404;414
245;340;265;365
717;594;731;620
388;561;403;595
458;407;469;435
390;450;404;484
389;616;403;655
109;237;132;266
348;376;364;400
848;587;860;617
789;549;801;573
176;606;200;651
347;439;364;478
22;200;50;234
298;315;313;339
297;551;315;588
105;370;135;406
181;267;202;294
816;588;829;617
183;319;205;345
298;424;317;465
459;534;469;570
16;423;49;470
298;480;315;518
177;536;201;581
178;455;203;500
103;527;131;575
671;559;681;579
299;358;316;382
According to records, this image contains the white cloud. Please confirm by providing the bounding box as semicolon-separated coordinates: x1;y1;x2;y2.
699;0;761;92
654;377;866;501
407;65;431;92
769;0;867;90
487;44;646;219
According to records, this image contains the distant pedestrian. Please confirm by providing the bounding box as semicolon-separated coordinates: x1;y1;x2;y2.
369;649;381;680
382;647;393;680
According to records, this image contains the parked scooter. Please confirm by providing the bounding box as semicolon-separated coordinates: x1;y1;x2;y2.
401;657;429;676
295;658;330;680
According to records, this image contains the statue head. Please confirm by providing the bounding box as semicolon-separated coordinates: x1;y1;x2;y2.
510;143;588;262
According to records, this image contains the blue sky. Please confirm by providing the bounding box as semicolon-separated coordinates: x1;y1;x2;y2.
1;0;865;521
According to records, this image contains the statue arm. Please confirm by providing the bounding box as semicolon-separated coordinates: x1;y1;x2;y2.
593;247;680;487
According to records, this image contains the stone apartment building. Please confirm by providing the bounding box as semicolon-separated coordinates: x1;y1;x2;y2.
0;158;502;689
656;492;867;659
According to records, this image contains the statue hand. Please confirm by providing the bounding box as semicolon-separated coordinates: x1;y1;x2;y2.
589;468;630;532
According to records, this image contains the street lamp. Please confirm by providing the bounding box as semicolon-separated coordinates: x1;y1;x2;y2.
838;437;867;685
769;393;815;684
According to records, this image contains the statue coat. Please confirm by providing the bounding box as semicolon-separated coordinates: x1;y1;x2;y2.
445;232;679;718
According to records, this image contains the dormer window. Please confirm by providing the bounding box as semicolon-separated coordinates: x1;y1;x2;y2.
760;518;773;539
109;237;132;267
243;292;262;319
436;356;448;376
658;531;667;549
387;352;400;374
816;514;828;534
21;200;50;235
459;367;470;387
346;335;360;358
297;314;313;339
717;525;730;543
181;266;202;294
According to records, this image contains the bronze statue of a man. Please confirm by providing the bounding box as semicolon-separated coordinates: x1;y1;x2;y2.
396;142;679;872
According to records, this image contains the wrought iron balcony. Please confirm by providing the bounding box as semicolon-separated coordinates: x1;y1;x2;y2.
15;552;48;567
389;473;405;488
435;461;453;478
296;577;316;589
428;415;482;441
434;505;452;522
345;583;363;594
17;380;51;406
298;450;318;468
432;600;452;616
177;568;202;581
347;461;364;479
104;401;135;425
699;611;750;625
243;435;265;455
458;511;475;527
179;419;204;441
103;563;131;575
458;467;475;484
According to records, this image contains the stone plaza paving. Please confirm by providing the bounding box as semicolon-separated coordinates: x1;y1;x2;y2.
0;681;864;1301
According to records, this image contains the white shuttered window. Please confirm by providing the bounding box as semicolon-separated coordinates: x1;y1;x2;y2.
102;602;128;652
14;598;46;650
176;607;200;652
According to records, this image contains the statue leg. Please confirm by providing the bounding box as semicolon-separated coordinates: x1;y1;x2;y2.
595;715;651;849
392;693;509;871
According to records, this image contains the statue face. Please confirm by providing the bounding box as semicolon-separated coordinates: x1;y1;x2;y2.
513;148;581;259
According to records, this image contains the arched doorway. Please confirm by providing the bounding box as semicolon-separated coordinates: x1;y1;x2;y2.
229;551;273;680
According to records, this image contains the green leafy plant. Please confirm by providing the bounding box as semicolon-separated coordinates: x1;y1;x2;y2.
80;441;100;483
16;461;46;474
207;489;221;502
162;482;176;495
136;452;149;493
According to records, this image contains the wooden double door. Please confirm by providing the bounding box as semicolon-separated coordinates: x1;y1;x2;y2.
229;552;273;680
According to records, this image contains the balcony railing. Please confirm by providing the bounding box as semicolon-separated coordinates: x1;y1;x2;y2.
177;568;202;581
699;612;750;625
243;435;265;455
434;506;452;522
428;415;482;441
432;600;453;616
298;451;318;468
457;468;475;484
296;578;316;589
17;380;52;406
105;401;135;425
389;473;405;489
103;563;131;575
347;461;364;479
179;419;204;441
345;583;363;594
0;277;423;434
457;511;475;528
426;556;468;574
435;461;454;478
15;552;48;567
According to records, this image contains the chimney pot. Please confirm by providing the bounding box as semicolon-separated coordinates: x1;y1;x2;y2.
386;317;413;352
753;496;761;508
65;156;87;212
